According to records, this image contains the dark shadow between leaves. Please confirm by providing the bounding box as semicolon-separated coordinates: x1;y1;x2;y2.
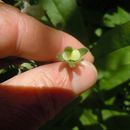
104;115;130;130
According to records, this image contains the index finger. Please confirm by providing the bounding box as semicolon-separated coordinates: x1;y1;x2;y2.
0;3;94;62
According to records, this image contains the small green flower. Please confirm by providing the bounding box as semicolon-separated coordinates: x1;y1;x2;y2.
57;47;88;68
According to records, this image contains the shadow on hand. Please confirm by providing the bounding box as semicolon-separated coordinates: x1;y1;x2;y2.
0;84;75;130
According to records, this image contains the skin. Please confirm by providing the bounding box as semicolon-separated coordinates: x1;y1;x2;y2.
0;2;97;130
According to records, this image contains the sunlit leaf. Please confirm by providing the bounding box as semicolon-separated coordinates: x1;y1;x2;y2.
103;7;130;28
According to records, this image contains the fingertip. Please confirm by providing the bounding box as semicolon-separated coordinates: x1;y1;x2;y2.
71;60;97;95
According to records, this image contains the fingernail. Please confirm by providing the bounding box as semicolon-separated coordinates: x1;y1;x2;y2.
71;60;97;95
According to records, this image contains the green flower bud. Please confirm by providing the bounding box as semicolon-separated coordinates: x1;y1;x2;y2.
57;46;88;68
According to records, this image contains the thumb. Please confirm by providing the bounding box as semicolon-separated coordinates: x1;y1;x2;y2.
1;61;97;129
3;61;97;94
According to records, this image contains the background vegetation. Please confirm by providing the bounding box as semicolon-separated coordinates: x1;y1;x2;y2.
1;0;130;130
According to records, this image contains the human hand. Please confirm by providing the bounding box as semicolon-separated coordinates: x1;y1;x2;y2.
0;3;97;130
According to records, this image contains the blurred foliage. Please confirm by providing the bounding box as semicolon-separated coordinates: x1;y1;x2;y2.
1;0;130;130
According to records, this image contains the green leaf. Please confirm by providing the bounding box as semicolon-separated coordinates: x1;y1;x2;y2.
92;22;130;59
72;127;79;130
97;46;130;90
80;109;98;125
102;110;128;120
95;28;103;37
103;7;130;28
39;0;87;42
0;69;7;75
78;48;88;57
20;62;34;70
92;22;130;90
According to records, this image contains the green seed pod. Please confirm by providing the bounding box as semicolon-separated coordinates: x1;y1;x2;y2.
57;46;88;68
